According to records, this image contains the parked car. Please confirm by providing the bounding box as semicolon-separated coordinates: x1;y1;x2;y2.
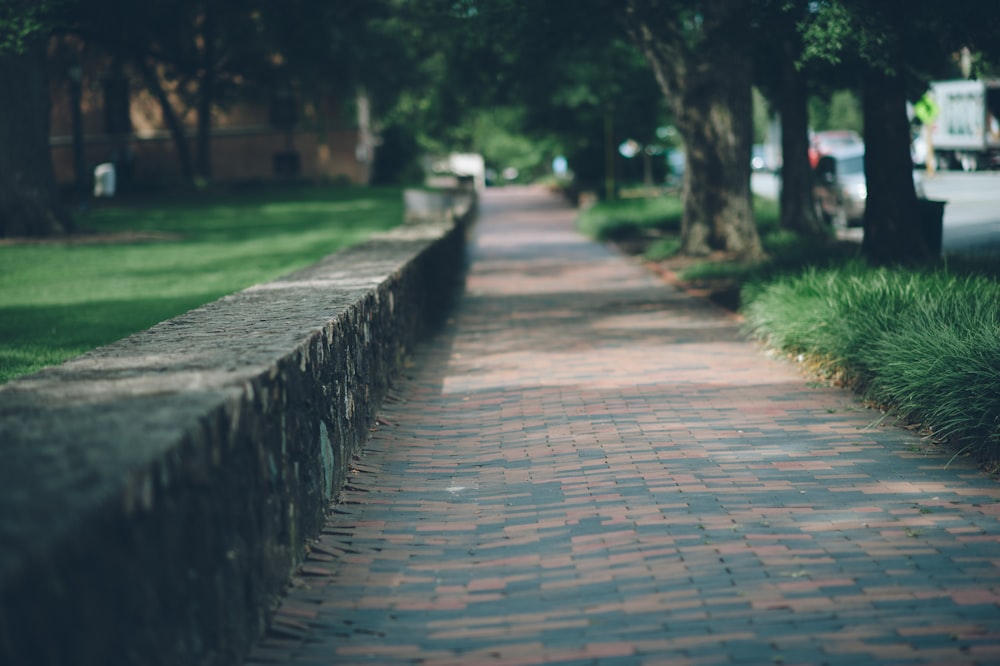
813;146;866;227
813;145;926;228
809;129;863;168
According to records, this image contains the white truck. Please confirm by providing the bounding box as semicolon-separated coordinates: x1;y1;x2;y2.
927;79;1000;171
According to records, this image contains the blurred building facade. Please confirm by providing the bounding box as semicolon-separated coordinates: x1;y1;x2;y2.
48;45;374;191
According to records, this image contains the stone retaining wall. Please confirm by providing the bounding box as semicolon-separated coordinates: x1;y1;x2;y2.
0;191;474;666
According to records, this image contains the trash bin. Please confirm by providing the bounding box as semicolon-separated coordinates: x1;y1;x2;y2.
93;162;116;197
916;198;946;256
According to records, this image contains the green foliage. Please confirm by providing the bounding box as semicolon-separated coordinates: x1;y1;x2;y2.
809;89;863;132
798;1;858;68
576;195;683;241
389;1;668;191
0;185;404;383
797;0;1000;84
371;124;423;185
752;87;771;144
0;0;59;53
742;265;1000;460
475;123;546;178
576;192;781;253
431;105;560;182
753;195;780;234
675;229;856;289
644;238;681;262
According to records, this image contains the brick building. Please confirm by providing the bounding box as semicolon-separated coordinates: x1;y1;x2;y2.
49;52;375;191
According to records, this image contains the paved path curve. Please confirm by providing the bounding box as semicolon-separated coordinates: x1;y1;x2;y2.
247;186;1000;665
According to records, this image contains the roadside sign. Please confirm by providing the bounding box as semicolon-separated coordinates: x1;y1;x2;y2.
914;93;939;125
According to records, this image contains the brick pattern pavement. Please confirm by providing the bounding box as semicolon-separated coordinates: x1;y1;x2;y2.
246;186;1000;665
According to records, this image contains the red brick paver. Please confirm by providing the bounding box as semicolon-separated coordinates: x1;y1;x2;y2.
247;186;1000;665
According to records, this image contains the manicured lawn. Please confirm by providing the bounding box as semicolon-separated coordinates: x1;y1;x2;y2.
0;185;404;383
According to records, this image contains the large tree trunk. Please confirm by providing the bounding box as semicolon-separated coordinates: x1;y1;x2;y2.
0;38;73;238
620;0;763;260
777;36;826;236
861;64;925;264
677;67;758;256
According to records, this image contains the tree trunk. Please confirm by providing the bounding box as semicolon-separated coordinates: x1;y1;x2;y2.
676;55;759;257
620;0;762;260
777;36;827;237
0;38;73;238
195;5;217;181
861;64;925;264
137;58;195;182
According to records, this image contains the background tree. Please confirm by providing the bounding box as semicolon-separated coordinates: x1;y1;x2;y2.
519;37;668;197
809;89;863;133
800;0;1000;264
0;0;73;237
753;1;827;238
618;0;763;259
388;1;667;195
801;2;918;264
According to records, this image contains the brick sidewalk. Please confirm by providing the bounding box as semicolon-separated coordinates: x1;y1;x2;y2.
246;186;1000;665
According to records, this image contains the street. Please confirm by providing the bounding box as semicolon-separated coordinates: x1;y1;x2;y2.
922;171;1000;256
751;170;1000;256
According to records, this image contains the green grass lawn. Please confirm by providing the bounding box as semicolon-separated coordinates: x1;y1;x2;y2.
576;194;684;242
0;185;404;383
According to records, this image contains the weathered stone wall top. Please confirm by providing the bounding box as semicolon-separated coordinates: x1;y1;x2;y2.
0;221;442;575
0;193;473;666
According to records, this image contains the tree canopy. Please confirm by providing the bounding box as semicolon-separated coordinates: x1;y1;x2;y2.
4;0;1000;263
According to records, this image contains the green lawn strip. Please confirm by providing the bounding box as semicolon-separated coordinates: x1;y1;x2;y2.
577;191;1000;463
576;194;683;242
0;185;404;384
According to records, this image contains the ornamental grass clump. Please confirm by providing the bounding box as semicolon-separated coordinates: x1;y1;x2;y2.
743;266;1000;461
740;264;866;376
864;275;1000;458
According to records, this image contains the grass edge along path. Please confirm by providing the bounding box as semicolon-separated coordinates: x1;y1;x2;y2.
0;185;405;384
576;189;1000;470
741;264;1000;467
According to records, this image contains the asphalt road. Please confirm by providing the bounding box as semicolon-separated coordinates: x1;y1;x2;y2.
751;170;1000;257
921;171;1000;256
